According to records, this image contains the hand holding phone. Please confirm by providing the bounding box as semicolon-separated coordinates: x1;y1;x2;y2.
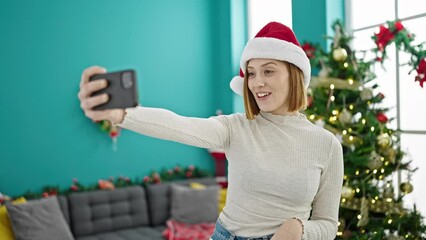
89;69;139;110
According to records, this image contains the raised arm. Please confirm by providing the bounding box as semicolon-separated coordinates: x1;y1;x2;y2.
118;106;230;149
78;66;230;150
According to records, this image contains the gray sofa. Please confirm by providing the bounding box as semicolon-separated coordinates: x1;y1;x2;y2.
57;177;217;240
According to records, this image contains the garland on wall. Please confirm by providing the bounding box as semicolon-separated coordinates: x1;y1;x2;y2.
372;20;426;88
0;164;212;202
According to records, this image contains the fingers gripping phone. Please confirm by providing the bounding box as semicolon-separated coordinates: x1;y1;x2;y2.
89;69;139;110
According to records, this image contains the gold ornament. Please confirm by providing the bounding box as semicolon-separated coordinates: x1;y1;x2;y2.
319;67;331;78
381;147;396;164
338;218;346;232
368;151;383;170
333;47;348;62
383;181;395;199
400;182;413;194
341;185;355;200
377;133;392;149
357;197;369;227
338;109;352;125
360;87;373;101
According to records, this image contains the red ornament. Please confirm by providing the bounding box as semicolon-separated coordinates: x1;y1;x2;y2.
307;96;314;108
42;192;49;198
415;58;426;88
302;42;316;59
377;92;385;100
376;112;388;123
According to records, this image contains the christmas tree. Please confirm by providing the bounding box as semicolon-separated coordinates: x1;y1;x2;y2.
302;20;426;239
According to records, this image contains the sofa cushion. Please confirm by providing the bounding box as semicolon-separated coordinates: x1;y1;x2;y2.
75;226;164;240
0;197;26;240
6;196;74;240
170;184;219;224
68;186;149;237
145;177;217;226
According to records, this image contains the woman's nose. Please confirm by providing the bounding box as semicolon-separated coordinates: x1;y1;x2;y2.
253;77;265;87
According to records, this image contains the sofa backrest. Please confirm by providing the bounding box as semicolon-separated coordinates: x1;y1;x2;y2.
57;195;70;225
68;186;149;237
145;177;217;226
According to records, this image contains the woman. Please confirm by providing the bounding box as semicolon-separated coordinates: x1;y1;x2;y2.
78;22;343;240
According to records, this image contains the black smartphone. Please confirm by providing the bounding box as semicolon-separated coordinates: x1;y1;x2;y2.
89;69;139;110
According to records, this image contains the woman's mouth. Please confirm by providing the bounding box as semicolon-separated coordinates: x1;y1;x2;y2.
256;92;271;99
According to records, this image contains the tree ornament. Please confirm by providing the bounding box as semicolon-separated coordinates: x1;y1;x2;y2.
333;47;348;62
338;218;346;231
400;182;413;194
341;185;355;200
382;181;395;199
368;151;383;170
376;112;388;123
307;96;314;108
386;233;405;240
377;133;392;148
342;229;353;239
360;87;373;100
338;109;352;125
381;147;396;164
319;67;331;78
356;197;369;227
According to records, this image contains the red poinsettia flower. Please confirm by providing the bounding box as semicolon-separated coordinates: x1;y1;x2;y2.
415;58;426;88
302;42;316;59
376;112;388;123
375;25;394;51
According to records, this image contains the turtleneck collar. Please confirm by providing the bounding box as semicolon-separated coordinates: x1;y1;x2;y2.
258;110;307;123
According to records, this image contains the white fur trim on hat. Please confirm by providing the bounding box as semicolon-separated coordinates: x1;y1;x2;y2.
230;37;311;95
230;75;244;96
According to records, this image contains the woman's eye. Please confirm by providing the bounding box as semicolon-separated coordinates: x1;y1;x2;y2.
265;70;273;75
248;72;255;78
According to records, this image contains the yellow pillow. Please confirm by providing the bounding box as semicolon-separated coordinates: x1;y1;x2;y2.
218;188;227;213
189;182;207;190
0;197;26;240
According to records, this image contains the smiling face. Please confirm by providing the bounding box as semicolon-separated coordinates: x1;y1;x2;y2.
246;59;293;115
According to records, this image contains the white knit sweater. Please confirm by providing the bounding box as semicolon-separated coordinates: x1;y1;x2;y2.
118;106;344;240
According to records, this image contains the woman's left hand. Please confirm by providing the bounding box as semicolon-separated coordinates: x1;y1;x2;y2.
271;219;303;240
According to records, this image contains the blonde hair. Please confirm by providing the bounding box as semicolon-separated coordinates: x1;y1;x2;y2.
243;61;307;120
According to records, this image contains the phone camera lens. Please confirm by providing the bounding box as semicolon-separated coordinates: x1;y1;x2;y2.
121;72;133;89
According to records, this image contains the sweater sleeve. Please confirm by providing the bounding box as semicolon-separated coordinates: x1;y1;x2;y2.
117;106;230;150
301;135;344;240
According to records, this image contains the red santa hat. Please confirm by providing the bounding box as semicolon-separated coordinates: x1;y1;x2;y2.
230;22;311;96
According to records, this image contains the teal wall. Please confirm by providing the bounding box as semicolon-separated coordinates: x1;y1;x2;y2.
292;0;345;50
0;0;245;197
